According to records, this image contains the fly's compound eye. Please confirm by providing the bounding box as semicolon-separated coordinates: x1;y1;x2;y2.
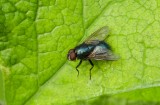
67;49;76;61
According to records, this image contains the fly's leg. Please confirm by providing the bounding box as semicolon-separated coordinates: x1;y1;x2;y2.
76;60;82;77
88;59;94;80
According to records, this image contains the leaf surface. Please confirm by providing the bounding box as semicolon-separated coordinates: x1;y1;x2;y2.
0;0;160;105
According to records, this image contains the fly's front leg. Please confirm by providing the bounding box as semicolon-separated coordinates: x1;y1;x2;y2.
76;60;82;77
88;59;94;80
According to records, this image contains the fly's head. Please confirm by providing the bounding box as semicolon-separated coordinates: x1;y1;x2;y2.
67;49;76;61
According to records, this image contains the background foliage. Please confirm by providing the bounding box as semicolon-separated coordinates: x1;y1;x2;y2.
0;0;160;105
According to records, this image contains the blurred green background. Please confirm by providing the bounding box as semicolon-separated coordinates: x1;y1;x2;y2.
1;0;160;105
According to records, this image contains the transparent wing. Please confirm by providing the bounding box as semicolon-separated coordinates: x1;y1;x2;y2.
88;46;119;60
85;26;109;44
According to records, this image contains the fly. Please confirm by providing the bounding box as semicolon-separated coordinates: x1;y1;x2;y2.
67;26;119;80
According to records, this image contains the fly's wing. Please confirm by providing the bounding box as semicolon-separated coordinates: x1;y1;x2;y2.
85;26;109;44
88;46;119;60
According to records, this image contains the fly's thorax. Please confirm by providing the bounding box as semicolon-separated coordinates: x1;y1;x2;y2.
75;43;95;59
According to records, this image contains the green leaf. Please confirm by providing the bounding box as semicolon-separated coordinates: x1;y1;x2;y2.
1;0;160;105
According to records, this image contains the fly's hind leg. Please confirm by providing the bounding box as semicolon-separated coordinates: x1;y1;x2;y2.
88;59;94;80
76;60;82;77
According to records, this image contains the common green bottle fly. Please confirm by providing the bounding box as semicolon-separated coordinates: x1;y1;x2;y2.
67;26;119;79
